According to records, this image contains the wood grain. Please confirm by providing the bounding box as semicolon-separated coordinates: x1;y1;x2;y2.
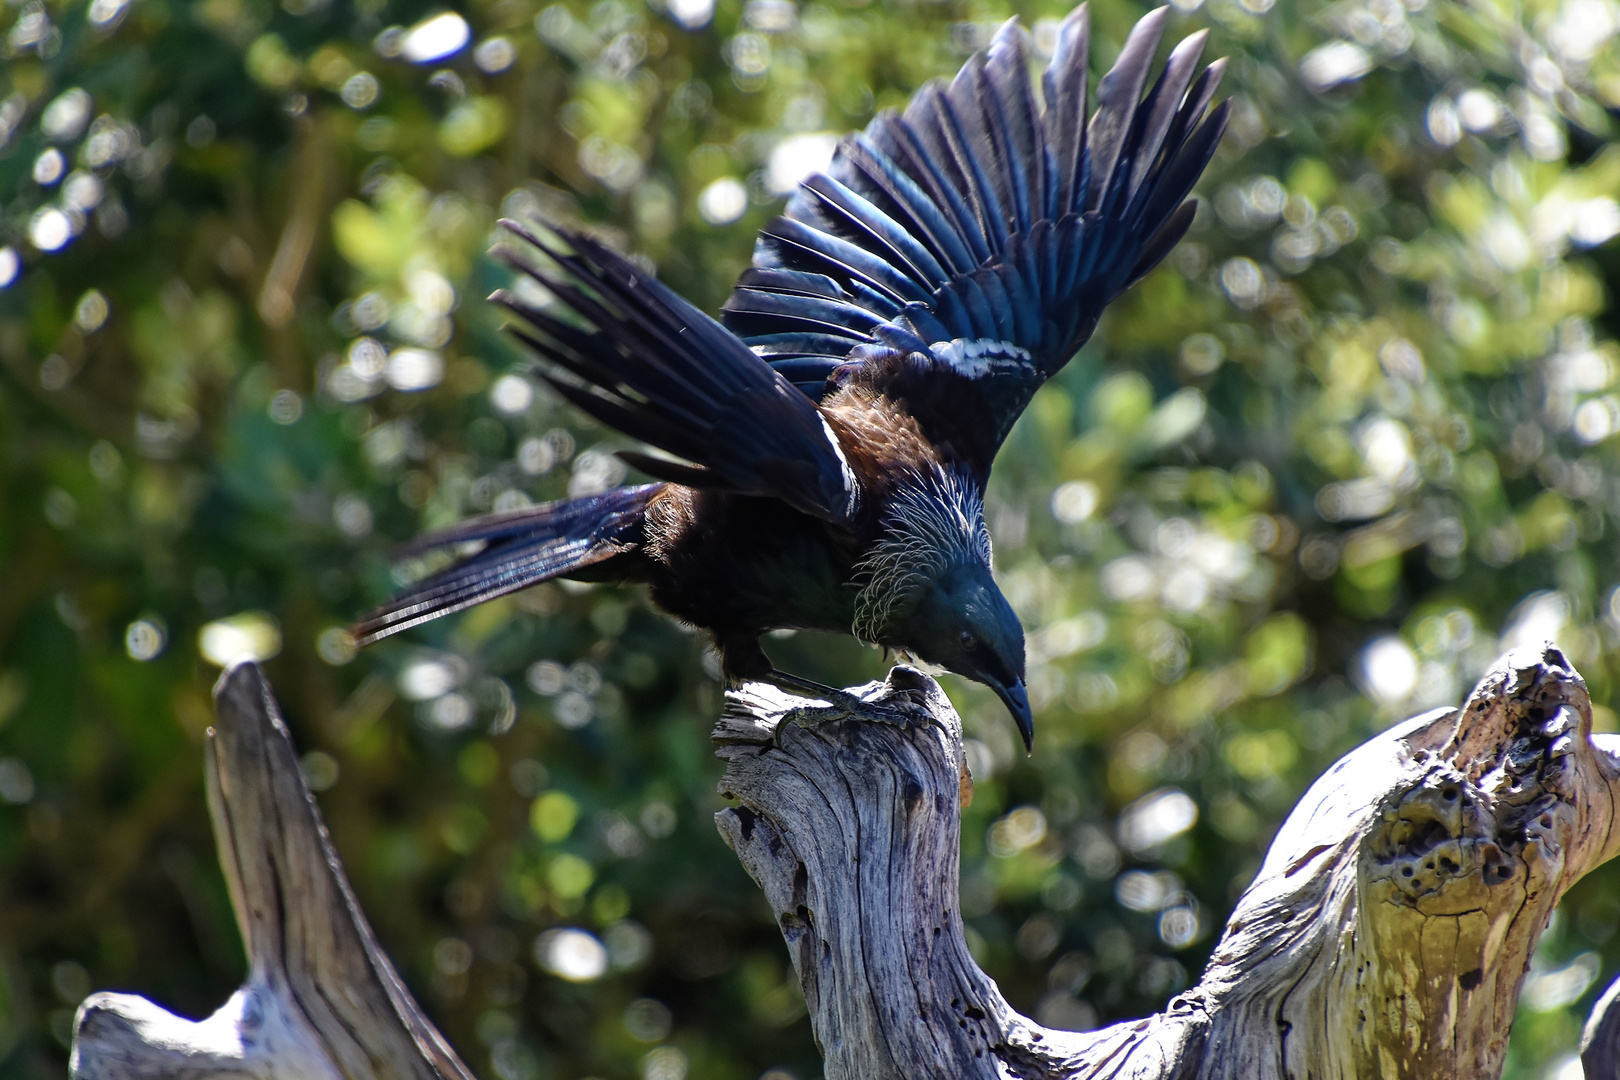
714;646;1620;1079
70;662;473;1080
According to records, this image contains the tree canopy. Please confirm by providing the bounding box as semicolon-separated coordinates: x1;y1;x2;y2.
4;0;1620;1077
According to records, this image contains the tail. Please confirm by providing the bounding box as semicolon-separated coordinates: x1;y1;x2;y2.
352;484;660;645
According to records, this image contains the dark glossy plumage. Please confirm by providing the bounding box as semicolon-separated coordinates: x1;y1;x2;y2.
355;5;1228;748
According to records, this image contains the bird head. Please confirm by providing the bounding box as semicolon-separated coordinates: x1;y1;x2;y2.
851;464;1034;748
901;562;1032;751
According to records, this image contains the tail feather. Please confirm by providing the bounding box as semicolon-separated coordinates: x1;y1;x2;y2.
352;485;659;645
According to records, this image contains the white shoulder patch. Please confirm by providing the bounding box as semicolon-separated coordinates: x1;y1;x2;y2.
928;338;1035;379
819;413;860;518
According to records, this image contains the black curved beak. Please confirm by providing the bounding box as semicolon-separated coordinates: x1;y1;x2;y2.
992;678;1034;753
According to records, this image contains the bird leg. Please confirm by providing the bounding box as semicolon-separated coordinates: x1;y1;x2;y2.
718;639;931;747
753;668;930;749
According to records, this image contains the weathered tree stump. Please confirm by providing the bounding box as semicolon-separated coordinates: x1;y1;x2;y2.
714;644;1620;1079
70;662;474;1080
67;645;1620;1080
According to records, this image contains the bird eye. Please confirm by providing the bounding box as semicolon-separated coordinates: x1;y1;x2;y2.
959;630;977;650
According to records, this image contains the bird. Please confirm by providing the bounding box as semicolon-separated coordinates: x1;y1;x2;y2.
353;4;1229;751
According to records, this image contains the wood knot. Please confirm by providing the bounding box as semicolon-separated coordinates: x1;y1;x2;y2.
1367;765;1513;904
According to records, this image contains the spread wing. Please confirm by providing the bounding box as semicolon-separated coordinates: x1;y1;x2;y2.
493;222;859;527
721;5;1228;482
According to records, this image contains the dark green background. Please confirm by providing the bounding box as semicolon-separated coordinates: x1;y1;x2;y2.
3;0;1620;1076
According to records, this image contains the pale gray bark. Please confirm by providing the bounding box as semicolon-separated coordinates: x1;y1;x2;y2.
70;661;474;1080
715;644;1620;1079
67;644;1620;1080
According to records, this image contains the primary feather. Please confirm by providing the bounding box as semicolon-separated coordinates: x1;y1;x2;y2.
727;5;1227;481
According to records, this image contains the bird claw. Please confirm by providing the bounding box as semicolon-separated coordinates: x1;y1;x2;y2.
770;691;930;749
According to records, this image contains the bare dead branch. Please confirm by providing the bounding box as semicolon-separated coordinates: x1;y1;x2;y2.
69;662;472;1080
714;645;1620;1079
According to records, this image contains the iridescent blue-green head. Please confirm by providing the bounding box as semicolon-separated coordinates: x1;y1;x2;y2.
852;465;1032;749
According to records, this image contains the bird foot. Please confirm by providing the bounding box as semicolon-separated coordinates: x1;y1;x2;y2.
771;691;916;749
746;669;950;749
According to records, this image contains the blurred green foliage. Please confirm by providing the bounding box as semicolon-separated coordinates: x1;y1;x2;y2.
5;0;1620;1077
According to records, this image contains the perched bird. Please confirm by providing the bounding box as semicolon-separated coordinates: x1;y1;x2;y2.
355;5;1228;750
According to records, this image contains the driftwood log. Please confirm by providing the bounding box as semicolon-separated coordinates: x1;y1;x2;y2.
68;645;1620;1079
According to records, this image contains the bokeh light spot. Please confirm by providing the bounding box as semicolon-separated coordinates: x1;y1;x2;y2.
534;928;607;982
41;88;92;141
401;12;470;63
1117;788;1198;854
29;208;75;252
198;613;283;666
1359;636;1418;706
124;618;166;661
474;36;516;73
697;178;747;225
